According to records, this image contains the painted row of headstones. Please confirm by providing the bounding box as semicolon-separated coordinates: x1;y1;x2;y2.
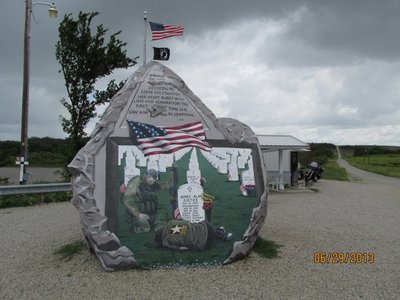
69;62;267;271
119;146;256;225
201;148;256;195
119;145;191;187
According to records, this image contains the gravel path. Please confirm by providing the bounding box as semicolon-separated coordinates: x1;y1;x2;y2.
1;161;399;299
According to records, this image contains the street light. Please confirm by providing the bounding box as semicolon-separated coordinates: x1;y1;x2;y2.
18;0;58;184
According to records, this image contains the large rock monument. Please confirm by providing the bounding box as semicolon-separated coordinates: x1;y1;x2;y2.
69;62;268;271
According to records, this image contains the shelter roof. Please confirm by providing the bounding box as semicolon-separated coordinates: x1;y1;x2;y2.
257;135;309;151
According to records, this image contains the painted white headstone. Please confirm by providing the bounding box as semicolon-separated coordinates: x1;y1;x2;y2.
177;183;205;223
217;159;228;174
240;169;256;196
247;156;254;170
147;159;159;172
238;156;246;169
228;162;239;181
137;155;147;167
158;158;167;172
187;169;201;185
241;169;255;186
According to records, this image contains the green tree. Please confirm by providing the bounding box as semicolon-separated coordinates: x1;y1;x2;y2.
299;143;336;166
55;11;137;155
0;140;20;167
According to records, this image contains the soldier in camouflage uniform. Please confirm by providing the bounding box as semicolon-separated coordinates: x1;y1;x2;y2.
145;219;233;250
123;169;172;233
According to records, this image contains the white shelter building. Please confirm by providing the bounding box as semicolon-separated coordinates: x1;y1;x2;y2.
257;135;309;191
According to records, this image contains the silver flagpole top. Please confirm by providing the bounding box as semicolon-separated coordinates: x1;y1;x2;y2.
144;11;147;20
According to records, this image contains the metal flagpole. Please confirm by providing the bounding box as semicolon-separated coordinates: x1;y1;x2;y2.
143;11;147;65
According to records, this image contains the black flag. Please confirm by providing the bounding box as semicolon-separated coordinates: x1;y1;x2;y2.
153;47;170;61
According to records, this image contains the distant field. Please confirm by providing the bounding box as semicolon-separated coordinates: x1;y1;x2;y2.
345;154;400;178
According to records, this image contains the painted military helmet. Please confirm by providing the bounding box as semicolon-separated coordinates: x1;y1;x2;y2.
146;169;158;180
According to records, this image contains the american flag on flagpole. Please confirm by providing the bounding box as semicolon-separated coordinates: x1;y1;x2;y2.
127;121;212;157
149;21;184;40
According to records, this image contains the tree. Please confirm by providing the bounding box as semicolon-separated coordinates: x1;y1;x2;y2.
55;11;137;155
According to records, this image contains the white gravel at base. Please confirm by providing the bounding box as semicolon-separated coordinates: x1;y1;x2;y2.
1;165;399;299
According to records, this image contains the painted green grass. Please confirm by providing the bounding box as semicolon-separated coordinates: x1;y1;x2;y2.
117;148;258;269
322;160;348;181
346;154;400;178
253;237;283;259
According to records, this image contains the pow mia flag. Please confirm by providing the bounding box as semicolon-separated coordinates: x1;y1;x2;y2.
153;47;170;61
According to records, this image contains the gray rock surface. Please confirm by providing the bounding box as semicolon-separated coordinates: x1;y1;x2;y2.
68;62;268;271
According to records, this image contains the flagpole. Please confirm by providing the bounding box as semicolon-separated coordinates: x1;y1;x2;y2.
143;11;147;65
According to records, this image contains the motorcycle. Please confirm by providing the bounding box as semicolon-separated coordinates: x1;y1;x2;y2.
304;162;324;183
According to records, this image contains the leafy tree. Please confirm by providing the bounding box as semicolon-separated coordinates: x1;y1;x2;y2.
0;141;20;167
299;143;336;166
0;138;71;167
55;11;137;155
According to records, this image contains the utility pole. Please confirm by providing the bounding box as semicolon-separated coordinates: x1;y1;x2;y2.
19;0;33;184
18;1;57;184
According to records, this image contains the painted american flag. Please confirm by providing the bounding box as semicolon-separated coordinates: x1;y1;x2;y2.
149;21;184;40
240;183;256;196
173;202;181;220
127;121;211;157
120;182;127;193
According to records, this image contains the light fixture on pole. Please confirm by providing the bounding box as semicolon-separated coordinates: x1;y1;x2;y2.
47;3;58;18
18;0;58;185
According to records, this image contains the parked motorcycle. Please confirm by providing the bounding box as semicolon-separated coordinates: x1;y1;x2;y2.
304;162;324;182
297;166;307;181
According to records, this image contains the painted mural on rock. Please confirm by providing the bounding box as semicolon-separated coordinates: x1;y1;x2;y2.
69;62;268;271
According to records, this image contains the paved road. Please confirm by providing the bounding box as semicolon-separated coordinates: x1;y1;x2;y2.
337;154;400;185
0;160;399;299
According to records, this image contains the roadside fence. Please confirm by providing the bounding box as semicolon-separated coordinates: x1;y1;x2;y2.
0;183;72;196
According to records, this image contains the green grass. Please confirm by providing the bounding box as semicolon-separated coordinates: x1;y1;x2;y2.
54;240;86;261
322;159;348;181
346;154;400;178
253;237;283;259
0;191;72;209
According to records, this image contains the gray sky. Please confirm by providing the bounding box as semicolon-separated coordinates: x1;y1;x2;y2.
1;0;400;145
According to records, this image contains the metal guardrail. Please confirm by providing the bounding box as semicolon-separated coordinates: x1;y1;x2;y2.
0;183;72;196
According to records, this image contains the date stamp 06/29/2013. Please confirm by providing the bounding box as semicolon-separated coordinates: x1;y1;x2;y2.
313;252;375;264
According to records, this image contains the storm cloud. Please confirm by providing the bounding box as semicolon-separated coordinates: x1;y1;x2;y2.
1;0;399;145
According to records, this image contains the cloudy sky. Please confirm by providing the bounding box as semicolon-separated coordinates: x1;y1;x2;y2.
1;0;399;145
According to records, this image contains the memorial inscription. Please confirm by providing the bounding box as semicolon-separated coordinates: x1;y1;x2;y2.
125;73;198;123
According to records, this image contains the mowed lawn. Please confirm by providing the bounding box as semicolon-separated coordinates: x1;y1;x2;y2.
345;154;400;178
